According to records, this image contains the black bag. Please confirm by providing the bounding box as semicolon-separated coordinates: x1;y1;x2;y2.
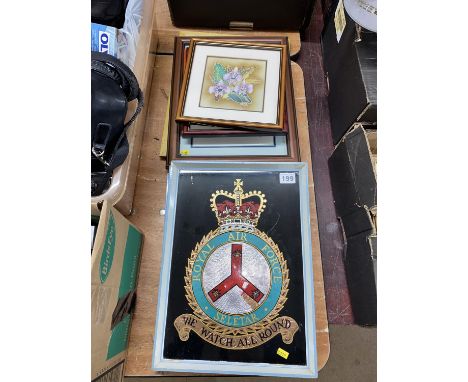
91;52;143;196
91;0;129;29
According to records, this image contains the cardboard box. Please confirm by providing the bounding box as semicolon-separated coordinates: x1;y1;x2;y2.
321;2;377;145
321;0;335;24
328;124;377;326
92;201;143;380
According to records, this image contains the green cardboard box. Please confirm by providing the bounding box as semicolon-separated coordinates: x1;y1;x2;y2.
91;201;143;380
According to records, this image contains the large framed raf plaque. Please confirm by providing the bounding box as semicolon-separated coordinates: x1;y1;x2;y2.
152;161;317;378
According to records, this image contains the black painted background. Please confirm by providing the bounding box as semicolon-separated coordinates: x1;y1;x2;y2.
162;171;307;366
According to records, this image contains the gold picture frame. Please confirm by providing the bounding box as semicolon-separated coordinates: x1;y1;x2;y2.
175;39;288;131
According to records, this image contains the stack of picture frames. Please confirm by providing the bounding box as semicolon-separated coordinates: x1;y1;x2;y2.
166;36;300;166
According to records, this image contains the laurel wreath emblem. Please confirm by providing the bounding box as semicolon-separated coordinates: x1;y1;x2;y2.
184;227;290;336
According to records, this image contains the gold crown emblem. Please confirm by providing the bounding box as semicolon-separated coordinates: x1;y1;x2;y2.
210;179;266;228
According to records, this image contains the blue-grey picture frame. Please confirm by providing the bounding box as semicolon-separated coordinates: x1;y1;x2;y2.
152;161;318;378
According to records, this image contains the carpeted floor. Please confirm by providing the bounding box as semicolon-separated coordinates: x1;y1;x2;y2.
295;0;354;326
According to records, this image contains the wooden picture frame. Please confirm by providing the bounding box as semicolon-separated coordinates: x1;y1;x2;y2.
175;39;288;130
167;36;300;167
181;106;289;136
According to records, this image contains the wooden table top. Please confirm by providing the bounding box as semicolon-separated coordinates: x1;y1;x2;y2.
124;54;330;377
152;0;302;56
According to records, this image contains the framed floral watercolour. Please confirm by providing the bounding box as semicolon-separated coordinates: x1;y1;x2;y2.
176;39;287;130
